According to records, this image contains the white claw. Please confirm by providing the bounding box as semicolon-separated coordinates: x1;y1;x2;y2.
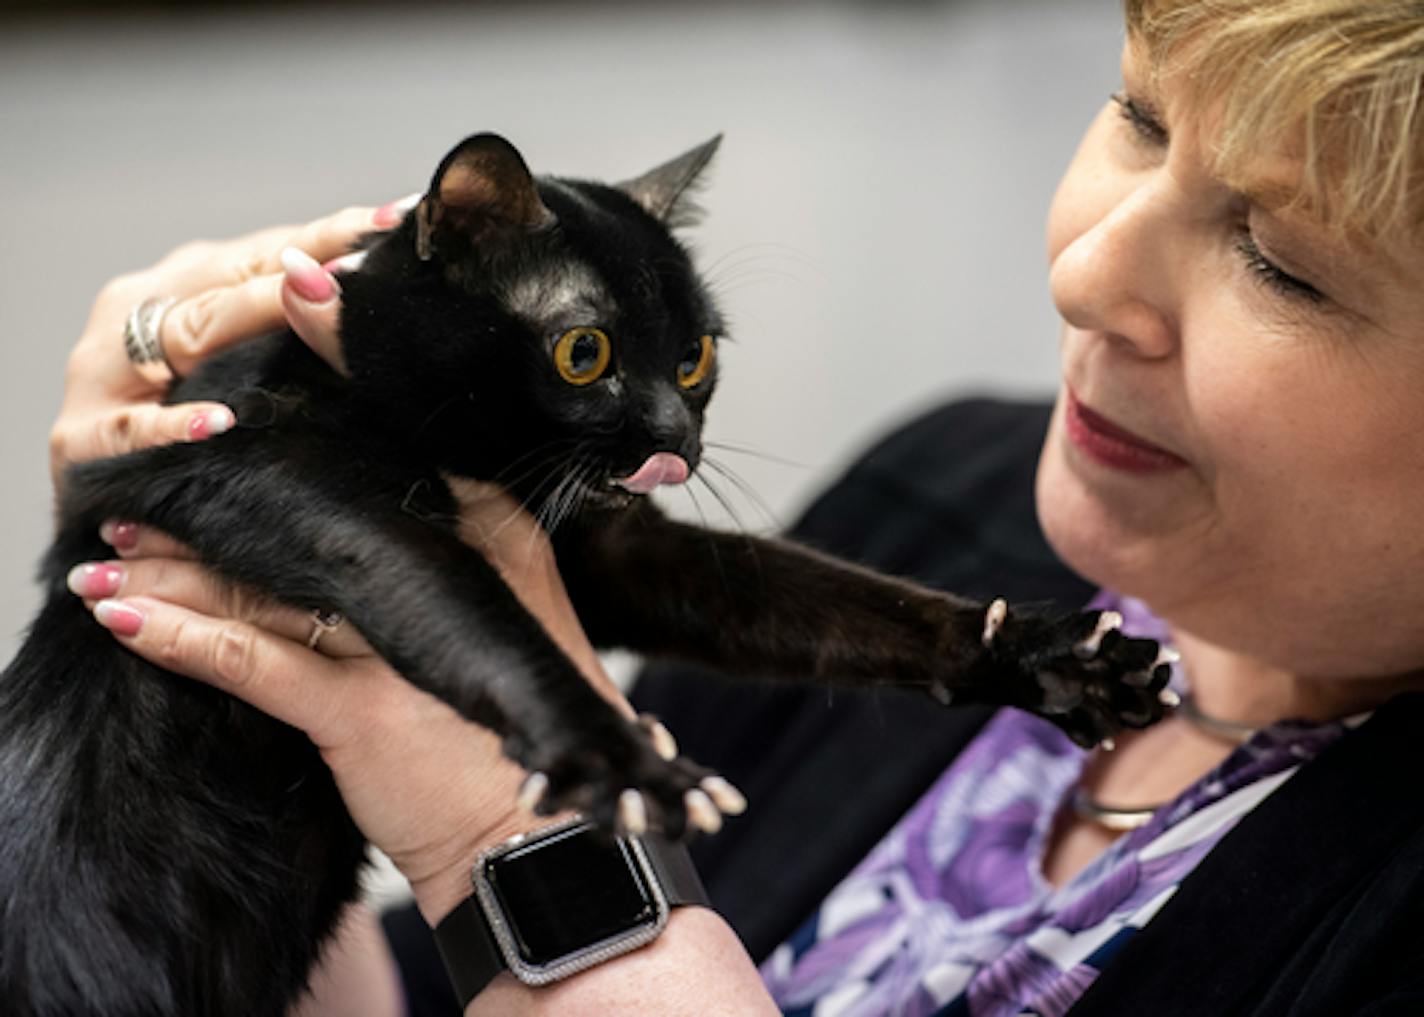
1075;610;1123;659
516;772;550;814
641;715;679;762
701;776;747;816
981;598;1009;648
618;789;649;836
1156;647;1182;668
684;789;723;835
1159;688;1182;708
1101;737;1117;752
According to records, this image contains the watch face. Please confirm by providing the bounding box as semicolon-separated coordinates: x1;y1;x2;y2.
485;824;659;967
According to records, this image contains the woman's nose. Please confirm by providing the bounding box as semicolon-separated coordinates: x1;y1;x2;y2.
1049;171;1178;360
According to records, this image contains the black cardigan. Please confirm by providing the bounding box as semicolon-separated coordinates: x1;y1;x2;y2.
388;398;1424;1015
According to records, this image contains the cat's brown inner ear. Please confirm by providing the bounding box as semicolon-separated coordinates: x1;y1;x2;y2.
417;133;554;260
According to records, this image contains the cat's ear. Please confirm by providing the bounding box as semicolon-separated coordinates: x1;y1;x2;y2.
416;133;555;261
617;134;722;229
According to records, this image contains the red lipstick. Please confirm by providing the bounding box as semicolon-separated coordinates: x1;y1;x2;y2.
1064;389;1188;474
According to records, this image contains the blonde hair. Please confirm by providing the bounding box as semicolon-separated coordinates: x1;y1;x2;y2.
1124;0;1424;241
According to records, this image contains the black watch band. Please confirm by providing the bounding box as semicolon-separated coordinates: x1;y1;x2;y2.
433;819;709;1007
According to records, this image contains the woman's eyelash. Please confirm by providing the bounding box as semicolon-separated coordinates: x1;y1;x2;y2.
1108;90;1326;310
1234;232;1326;305
1111;91;1168;147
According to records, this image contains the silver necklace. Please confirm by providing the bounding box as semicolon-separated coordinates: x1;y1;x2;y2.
1070;692;1260;831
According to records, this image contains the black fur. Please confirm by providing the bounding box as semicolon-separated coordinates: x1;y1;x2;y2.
0;134;1171;1015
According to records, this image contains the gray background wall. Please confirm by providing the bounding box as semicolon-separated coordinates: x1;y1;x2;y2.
0;0;1123;665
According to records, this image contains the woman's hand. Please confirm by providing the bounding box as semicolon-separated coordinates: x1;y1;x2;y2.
73;485;622;924
48;197;416;490
74;515;780;1017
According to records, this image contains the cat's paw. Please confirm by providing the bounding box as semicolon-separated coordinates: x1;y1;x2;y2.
505;713;746;840
939;600;1178;748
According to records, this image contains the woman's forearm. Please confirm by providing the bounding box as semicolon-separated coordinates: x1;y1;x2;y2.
467;907;779;1016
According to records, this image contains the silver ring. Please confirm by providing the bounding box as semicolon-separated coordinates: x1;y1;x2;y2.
123;296;179;386
306;609;344;651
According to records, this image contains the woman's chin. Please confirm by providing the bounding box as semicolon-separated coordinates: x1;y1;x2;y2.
1034;405;1198;605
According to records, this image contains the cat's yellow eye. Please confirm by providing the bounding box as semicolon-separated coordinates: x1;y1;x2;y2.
554;327;612;386
677;335;716;390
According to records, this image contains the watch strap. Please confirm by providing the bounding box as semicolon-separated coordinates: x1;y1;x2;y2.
643;831;709;908
434;887;506;1010
433;831;708;1008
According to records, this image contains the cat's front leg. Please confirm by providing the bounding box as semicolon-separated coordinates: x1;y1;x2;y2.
556;503;1176;746
57;438;741;836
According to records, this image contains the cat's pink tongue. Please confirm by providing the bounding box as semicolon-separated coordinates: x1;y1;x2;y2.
613;453;690;494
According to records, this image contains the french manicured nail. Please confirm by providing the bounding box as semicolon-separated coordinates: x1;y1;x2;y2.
322;250;368;274
373;191;422;228
188;405;236;440
280;247;338;303
94;599;145;637
99;520;140;551
67;562;123;598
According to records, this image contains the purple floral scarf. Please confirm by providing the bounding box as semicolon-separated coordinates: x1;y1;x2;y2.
761;594;1354;1017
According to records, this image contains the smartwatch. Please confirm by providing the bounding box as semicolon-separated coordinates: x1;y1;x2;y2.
432;816;710;1006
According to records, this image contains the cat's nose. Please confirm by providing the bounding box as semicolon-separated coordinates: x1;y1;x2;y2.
642;391;699;464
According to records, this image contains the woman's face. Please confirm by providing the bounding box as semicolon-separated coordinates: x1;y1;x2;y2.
1037;41;1424;679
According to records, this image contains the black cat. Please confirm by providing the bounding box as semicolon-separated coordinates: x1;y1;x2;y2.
0;134;1171;1015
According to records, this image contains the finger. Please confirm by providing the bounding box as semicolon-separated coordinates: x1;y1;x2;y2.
72;544;372;660
281;248;346;372
99;521;197;559
160;208;370;291
89;595;345;739
157;273;286;377
275;200;412;273
56;402;236;468
69;556;371;660
148;199;416;299
214;199;417;287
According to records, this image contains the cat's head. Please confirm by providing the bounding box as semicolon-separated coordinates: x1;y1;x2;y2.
337;132;724;516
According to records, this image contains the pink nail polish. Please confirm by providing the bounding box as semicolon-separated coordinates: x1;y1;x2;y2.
280;247;338;303
188;406;236;440
67;563;124;598
99;520;140;551
94;599;145;637
373;192;422;228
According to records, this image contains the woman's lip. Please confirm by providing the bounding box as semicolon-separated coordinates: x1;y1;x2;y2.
1064;389;1188;473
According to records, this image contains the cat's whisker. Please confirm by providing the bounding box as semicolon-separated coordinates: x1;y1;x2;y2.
701;456;782;532
706;265;809;289
704;440;807;470
534;457;580;532
705;251;819;294
541;461;585;539
693;473;769;587
412;390;472;438
497;442;587;515
487;437;583;491
706;276;807;302
706;266;809;294
692;469;750;535
527;464;583;557
681;479;727;587
482;454;575;546
528;448;596;550
700;242;826;282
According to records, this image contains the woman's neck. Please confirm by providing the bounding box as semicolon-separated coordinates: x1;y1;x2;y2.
1171;629;1420;727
